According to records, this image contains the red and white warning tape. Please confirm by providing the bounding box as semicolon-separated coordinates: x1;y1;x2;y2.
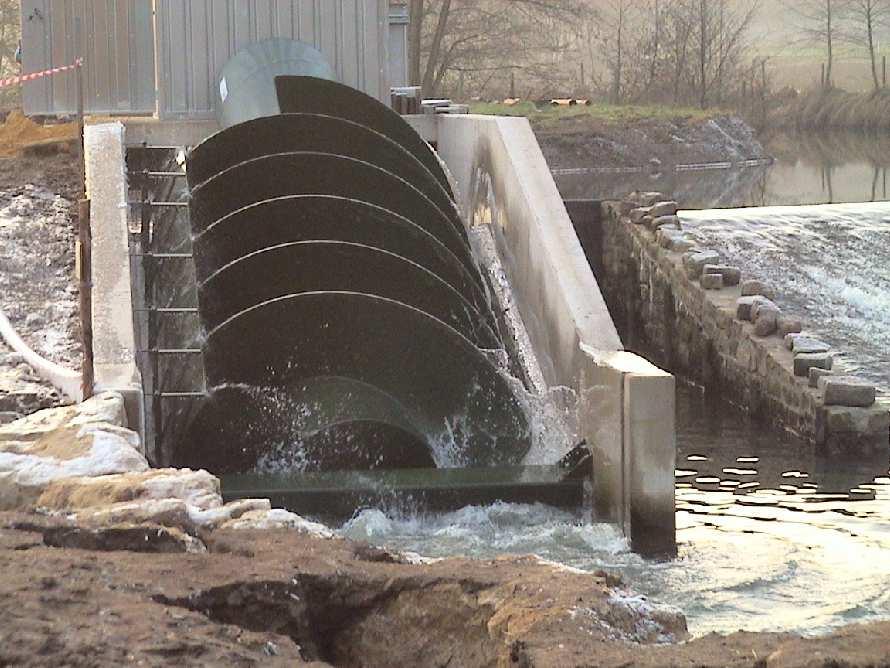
0;58;83;90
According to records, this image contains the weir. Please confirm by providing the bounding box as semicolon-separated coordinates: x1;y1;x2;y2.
81;40;677;556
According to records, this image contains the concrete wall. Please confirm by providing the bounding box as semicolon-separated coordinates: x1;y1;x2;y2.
436;115;676;554
84;123;143;437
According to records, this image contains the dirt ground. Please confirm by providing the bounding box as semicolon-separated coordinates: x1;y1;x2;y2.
1;512;889;668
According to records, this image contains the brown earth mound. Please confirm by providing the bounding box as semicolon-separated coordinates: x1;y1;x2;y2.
0;111;77;158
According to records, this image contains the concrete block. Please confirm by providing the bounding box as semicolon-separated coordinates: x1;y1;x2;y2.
649;201;679;218
741;279;774;299
703;264;742;286
753;310;778;336
651;214;681;230
821;377;876;407
778;315;803;336
683;250;720;279
808;367;833;388
630;207;652;224
794;352;832;377
700;272;724;290
792;336;830;355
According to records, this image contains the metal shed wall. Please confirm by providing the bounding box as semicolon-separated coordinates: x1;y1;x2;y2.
155;0;389;119
21;0;156;116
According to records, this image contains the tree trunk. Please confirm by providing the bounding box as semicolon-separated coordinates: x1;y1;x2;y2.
699;0;707;108
408;0;424;87
826;0;833;88
422;0;452;97
868;7;879;92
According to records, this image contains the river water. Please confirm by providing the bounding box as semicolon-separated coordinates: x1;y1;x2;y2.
338;130;890;638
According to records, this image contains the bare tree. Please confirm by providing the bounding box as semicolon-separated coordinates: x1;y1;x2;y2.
788;0;848;87
409;0;591;98
845;0;890;90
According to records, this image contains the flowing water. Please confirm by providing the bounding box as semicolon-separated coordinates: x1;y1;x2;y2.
337;130;890;637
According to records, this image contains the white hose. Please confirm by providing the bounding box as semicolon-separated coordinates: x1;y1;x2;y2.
0;308;83;403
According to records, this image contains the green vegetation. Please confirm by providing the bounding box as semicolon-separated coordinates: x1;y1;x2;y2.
468;101;720;128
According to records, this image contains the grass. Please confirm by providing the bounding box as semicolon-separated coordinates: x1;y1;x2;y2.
468;101;720;128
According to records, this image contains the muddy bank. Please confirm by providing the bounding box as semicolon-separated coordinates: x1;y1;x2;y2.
0;145;81;419
534;114;766;171
2;512;890;668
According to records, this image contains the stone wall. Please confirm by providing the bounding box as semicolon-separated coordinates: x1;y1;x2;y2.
598;195;890;454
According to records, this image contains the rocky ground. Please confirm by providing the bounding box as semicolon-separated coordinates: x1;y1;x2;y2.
0;148;82;420
534;114;767;171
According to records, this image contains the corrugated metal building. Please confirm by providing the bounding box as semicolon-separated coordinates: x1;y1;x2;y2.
20;0;394;118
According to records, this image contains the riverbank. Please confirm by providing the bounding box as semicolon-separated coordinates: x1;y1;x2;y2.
773;87;890;131
471;102;767;172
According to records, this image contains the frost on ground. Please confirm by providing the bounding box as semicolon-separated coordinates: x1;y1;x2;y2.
0;185;80;418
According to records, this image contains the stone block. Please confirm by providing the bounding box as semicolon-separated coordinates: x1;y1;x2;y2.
633;191;662;207
793;352;832;377
792;336;830;355
736;296;758;321
649;201;679;218
669;237;696;253
741;279;774;299
700;273;724;290
703;264;742;286
651;214;681;230
753;310;778;336
778;316;803;336
821;377;876;407
656;228;682;248
808;367;833;388
823;405;890;435
750;297;779;322
785;332;805;350
630;207;652;224
683;250;720;279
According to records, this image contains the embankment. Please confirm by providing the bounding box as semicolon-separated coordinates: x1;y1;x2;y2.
776;87;890;130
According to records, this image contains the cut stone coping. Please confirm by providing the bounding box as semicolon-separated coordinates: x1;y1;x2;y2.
794;352;833;377
792;336;831;355
649;201;679;218
683;250;720;279
809;367;833;388
651;214;681;230
0;307;82;403
703;264;742;286
820;376;877;408
737;295;775;322
700;273;723;290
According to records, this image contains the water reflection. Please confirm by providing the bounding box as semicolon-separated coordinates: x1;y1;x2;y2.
553;130;890;209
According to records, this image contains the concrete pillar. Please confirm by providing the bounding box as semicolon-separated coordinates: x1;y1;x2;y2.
84;122;143;436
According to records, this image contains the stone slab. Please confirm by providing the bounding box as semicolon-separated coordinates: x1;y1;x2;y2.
794;352;832;377
700;273;724;290
821;377;876;407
